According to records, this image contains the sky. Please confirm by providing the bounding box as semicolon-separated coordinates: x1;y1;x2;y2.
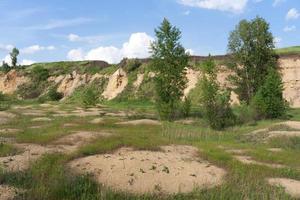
0;0;299;65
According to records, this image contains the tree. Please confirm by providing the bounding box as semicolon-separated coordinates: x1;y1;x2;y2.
10;48;19;67
228;17;277;104
251;68;286;119
150;19;188;120
198;57;235;130
1;61;10;72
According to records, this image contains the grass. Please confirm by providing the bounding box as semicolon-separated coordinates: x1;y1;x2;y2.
276;46;300;55
0;102;299;199
0;143;19;157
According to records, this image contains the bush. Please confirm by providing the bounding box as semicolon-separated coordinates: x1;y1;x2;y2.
181;97;191;118
251;68;287;119
47;87;63;101
198;57;236;130
234;102;256;125
17;82;46;99
82;87;98;107
124;59;142;73
31;66;49;82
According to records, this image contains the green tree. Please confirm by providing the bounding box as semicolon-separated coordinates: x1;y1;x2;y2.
199;57;235;130
151;18;189;120
10;48;19;67
1;61;10;72
228;17;277;103
251;68;286;119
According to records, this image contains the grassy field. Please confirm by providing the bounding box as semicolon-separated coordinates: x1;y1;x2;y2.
0;101;299;200
276;46;300;55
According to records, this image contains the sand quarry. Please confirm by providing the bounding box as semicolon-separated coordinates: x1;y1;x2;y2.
1;106;300;198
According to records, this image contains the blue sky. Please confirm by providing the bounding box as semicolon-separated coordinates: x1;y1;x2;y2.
0;0;299;64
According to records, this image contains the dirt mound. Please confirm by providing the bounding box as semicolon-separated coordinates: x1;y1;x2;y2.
116;119;161;126
102;68;128;100
0;185;18;200
268;131;300;138
69;145;226;194
268;178;300;198
133;74;144;89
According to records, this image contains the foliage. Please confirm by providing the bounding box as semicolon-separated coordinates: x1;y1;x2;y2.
198;57;236;130
31;66;50;82
17;82;47;99
181;97;191;118
251;68;287;119
151;18;189;121
228;16;277;103
0;61;11;72
82;86;98;107
10;47;19;67
123;59;142;73
0;92;10;111
233;102;256;125
47;86;63;101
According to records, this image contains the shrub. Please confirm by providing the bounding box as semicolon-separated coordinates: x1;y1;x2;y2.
234;102;256;125
31;66;49;82
198;57;236;130
17;82;46;99
82;87;98;107
124;59;142;73
47;87;63;101
181;97;191;118
251;68;287;119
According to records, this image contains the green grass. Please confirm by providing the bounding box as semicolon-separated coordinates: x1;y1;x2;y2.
0;103;299;199
276;46;300;55
0;143;19;157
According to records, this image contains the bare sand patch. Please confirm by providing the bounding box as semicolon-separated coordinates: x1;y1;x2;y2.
22;110;46;116
268;131;300;138
116;119;161;126
53;110;104;117
0;185;18;200
31;117;52;122
234;155;286;168
280;121;300;130
63;123;78;127
225;149;247;155
0;112;15;125
69;145;226;194
0;129;20;134
175;119;195;125
267;178;300;198
90;118;104;124
0;144;53;171
51;131;111;153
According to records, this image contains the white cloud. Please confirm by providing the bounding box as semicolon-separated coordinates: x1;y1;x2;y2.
283;25;296;32
28;17;93;30
273;0;285;7
67;33;105;43
0;44;14;52
178;0;248;13
21;45;56;54
186;49;195;55
183;10;191;15
1;55;12;66
21;59;35;66
85;46;122;64
67;32;154;64
286;8;300;20
274;37;282;47
67;48;84;61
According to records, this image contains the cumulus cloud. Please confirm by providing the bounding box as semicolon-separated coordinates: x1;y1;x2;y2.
186;49;195;55
1;55;12;66
21;45;55;54
67;48;84;61
178;0;248;13
68;34;80;42
21;59;35;66
283;25;296;32
286;8;300;20
67;32;154;64
274;37;282;47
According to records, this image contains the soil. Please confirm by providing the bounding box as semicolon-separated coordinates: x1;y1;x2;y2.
116;119;161;126
0;185;18;200
268;178;300;198
69;145;226;194
234;155;286;168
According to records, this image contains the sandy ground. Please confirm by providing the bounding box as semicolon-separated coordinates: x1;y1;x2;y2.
267;131;300;138
268;178;300;198
234;156;286;168
69;145;226;194
0;131;111;172
0;185;18;200
116;119;161;126
0;112;15;125
133;74;144;89
31;117;52;122
90;118;104;124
